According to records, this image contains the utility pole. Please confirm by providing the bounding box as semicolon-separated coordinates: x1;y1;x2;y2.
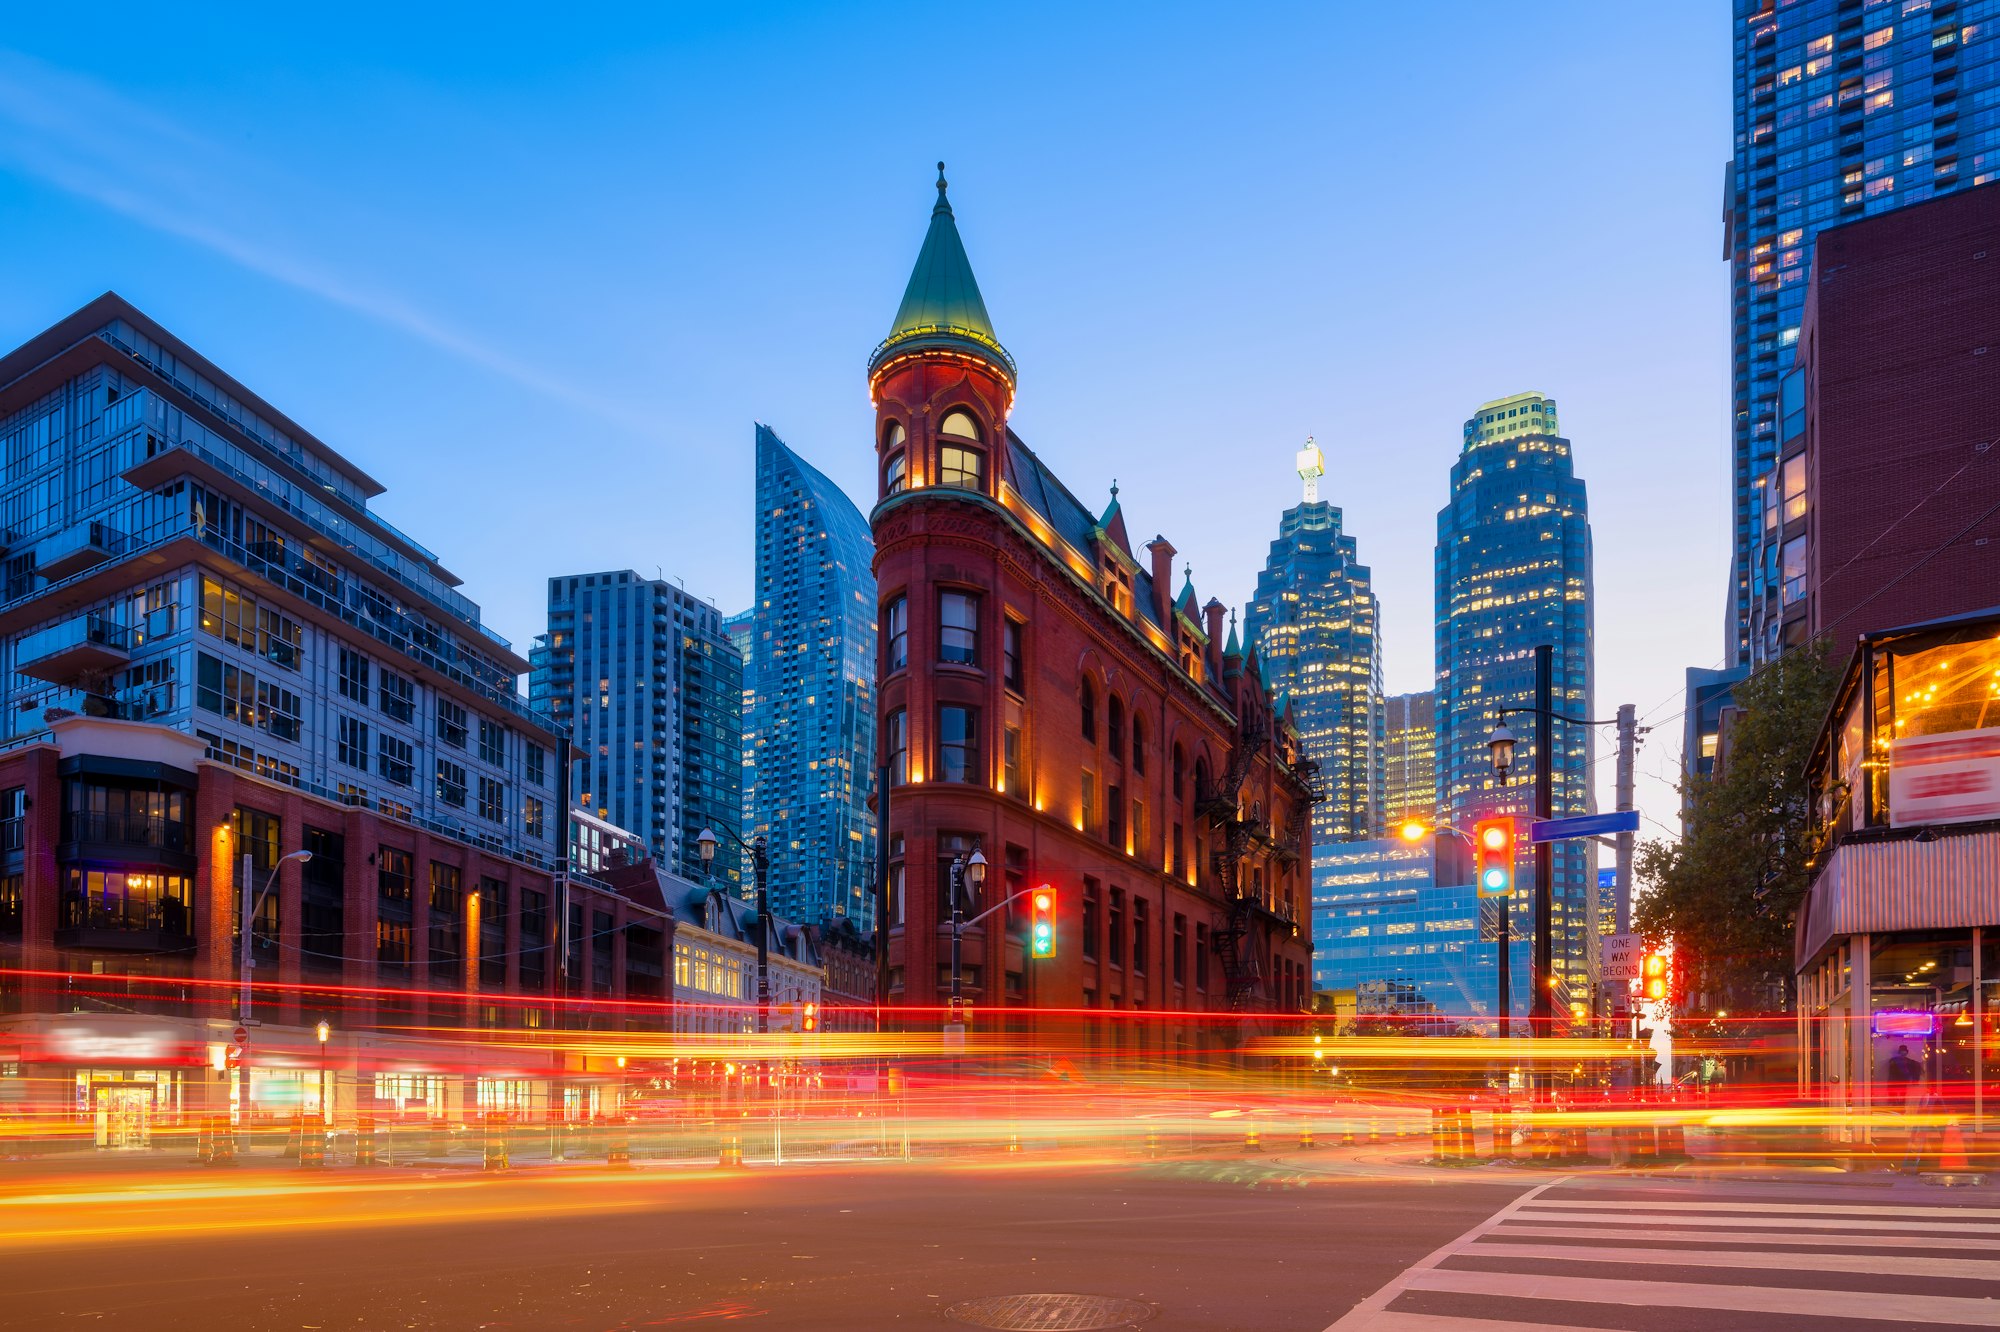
1533;644;1553;1041
1614;703;1637;936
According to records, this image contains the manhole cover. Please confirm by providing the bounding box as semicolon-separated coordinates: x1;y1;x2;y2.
945;1293;1155;1330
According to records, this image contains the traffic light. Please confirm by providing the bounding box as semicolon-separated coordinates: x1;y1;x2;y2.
1472;817;1516;898
1642;948;1672;1002
802;1002;818;1033
1030;885;1056;957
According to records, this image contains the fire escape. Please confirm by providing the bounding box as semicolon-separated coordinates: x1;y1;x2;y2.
1199;714;1269;1010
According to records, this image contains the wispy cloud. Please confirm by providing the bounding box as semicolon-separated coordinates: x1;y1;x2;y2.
0;49;650;431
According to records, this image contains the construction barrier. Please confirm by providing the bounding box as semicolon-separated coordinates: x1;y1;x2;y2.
1144;1129;1161;1158
298;1113;325;1169
1244;1126;1262;1152
357;1114;377;1166
484;1112;510;1171
1341;1123;1355;1146
194;1118;212;1165
208;1116;236;1167
607;1117;631;1168
719;1132;744;1168
1298;1125;1314;1150
1657;1120;1687;1160
1368;1119;1381;1144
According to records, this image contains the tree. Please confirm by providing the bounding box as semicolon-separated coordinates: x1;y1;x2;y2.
1635;645;1840;1015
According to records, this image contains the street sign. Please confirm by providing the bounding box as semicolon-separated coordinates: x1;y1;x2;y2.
1602;932;1643;981
232;1025;248;1046
1528;810;1640;843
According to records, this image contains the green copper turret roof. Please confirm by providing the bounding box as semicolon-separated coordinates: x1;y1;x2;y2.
869;163;1015;381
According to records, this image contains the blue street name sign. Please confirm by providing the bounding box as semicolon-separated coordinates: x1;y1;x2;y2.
1528;810;1640;843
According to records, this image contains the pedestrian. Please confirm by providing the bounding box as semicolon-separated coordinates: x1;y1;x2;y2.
1886;1043;1926;1170
1886;1044;1923;1108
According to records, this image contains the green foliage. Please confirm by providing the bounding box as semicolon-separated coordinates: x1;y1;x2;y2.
1635;647;1841;1014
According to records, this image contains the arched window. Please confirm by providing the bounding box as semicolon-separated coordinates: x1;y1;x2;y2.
883;421;906;450
1107;697;1125;759
1081;678;1096;744
884;450;907;495
939;410;980;440
1194;757;1210;802
1131;713;1145;775
1172;744;1185;801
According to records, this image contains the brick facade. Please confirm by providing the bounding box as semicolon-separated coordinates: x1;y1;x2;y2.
867;175;1313;1042
1801;182;2000;650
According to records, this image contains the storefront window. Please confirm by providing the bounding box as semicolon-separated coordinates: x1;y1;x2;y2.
1870;931;1975;1111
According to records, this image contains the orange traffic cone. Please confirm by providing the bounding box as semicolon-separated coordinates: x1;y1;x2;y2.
1940;1118;1970;1172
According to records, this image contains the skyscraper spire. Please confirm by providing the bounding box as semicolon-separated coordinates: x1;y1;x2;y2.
1296;435;1326;503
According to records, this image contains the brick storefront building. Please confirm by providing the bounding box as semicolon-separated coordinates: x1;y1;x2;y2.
869;169;1315;1048
1788;181;2000;650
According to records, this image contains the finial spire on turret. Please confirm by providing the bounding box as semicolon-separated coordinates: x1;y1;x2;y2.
1296;435;1326;503
870;162;1013;383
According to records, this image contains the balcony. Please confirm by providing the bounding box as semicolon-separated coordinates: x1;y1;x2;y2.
55;897;194;953
37;521;129;580
17;614;131;684
61;811;194;857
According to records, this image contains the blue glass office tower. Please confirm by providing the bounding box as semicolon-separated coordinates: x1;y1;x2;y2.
529;572;741;881
742;426;877;929
1727;1;2000;663
1245;440;1384;854
1312;838;1527;1028
1435;393;1595;1013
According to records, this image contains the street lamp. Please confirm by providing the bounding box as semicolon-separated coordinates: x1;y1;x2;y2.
1487;722;1515;782
696;826;771;1034
240;848;313;1025
948;847;987;1022
315;1021;331;1127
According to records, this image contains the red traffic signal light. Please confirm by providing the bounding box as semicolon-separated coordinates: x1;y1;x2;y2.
1473;817;1516;898
1030;886;1056;958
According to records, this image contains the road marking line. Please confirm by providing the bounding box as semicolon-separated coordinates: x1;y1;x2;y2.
1493;1222;2000;1251
1521;1198;2000;1219
1404;1267;2000;1326
1345;1313;1632;1332
1321;1178;1568;1332
1464;1239;2000;1280
1511;1209;2000;1233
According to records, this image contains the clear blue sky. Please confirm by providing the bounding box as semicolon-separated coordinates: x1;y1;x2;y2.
0;2;1731;843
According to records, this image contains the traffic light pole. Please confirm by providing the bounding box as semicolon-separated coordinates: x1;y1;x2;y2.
948;886;1045;1021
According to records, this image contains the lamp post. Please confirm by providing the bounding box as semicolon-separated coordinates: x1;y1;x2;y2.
948;848;987;1023
695;827;770;1034
240;848;314;1026
315;1020;331;1127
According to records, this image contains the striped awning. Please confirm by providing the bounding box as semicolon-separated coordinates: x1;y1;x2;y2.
1796;831;2000;971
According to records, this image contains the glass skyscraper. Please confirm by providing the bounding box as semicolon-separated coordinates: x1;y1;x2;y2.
741;425;878;929
1245;438;1384;863
529;571;741;882
1727;0;2000;663
1434;392;1595;1013
1382;691;1436;829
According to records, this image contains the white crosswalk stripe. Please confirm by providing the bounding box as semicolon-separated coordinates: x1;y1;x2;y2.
1325;1178;2000;1330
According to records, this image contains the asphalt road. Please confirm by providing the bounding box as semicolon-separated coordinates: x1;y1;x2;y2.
0;1154;1520;1331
